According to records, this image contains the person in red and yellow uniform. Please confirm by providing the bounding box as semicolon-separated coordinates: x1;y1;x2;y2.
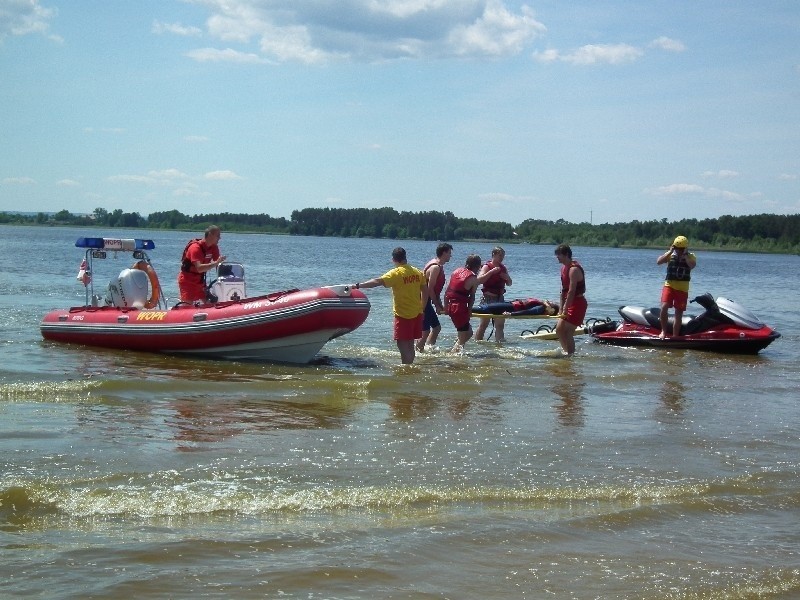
353;247;428;365
178;225;227;303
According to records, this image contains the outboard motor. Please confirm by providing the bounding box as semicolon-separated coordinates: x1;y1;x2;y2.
105;268;149;308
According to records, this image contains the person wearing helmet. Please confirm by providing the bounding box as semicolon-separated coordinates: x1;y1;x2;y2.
656;236;697;338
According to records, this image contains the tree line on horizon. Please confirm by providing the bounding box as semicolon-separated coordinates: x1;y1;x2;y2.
1;206;797;254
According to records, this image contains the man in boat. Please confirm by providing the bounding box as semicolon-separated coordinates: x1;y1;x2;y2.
475;246;513;342
554;244;587;356
444;254;500;354
416;242;453;353
656;235;697;338
178;225;227;303
353;247;428;365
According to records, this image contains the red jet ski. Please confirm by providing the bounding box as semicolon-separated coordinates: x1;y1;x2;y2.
592;293;780;354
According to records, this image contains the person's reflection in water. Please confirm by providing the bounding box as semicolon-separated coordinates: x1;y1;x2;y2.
389;393;437;422
548;359;586;428
655;353;688;423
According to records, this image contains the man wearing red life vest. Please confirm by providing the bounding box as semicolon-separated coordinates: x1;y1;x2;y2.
178;225;227;303
444;254;500;354
416;242;453;353
554;243;587;356
475;246;512;343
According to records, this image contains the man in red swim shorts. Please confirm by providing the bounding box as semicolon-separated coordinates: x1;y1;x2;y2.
656;235;697;338
554;244;587;356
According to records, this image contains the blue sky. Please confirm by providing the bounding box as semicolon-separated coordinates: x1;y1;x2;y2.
1;0;798;225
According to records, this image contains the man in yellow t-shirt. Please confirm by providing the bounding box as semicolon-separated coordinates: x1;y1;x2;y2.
353;247;428;364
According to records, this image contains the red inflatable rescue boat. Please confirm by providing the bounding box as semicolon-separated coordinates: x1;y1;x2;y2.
40;237;370;363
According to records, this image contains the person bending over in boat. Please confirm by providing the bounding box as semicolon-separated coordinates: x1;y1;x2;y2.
353;247;428;365
416;242;453;353
656;235;697;338
178;225;227;303
554;244;587;356
444;254;500;354
475;246;512;342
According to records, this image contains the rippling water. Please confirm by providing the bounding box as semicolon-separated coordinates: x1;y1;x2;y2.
1;225;799;599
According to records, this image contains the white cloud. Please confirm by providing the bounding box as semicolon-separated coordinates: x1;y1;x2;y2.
184;135;209;143
448;2;545;57
646;183;746;202
185;47;269;64
56;179;80;187
204;170;242;180
152;20;203;37
2;176;36;185
649;36;686;52
534;43;643;66
108;169;189;186
182;0;545;63
0;0;60;41
702;169;740;179
778;173;797;181
148;169;190;180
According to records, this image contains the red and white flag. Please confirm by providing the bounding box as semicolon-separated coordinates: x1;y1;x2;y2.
76;258;91;286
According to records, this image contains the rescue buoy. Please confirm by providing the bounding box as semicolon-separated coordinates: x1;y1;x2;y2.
132;260;161;309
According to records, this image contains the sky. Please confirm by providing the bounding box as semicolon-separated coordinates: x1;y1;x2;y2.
1;0;799;226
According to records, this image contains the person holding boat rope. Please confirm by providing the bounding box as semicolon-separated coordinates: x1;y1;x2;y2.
178;225;227;303
353;247;428;365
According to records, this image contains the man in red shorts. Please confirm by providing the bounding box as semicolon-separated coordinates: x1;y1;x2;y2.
554;244;587;356
656;235;697;338
353;247;427;365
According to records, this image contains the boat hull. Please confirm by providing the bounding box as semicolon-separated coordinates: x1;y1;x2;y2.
40;286;370;363
592;323;780;354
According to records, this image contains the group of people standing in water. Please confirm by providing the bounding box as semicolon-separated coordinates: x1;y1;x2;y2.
352;243;587;364
178;226;694;365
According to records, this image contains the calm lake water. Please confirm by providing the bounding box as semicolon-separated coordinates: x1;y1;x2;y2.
1;225;798;599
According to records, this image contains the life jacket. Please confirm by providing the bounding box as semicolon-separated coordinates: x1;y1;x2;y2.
561;261;586;296
481;261;507;295
510;298;543;312
665;253;692;282
445;267;475;302
423;258;446;296
180;238;211;285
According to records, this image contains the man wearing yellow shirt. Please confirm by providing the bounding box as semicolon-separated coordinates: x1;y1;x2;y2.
354;247;428;364
656;235;697;338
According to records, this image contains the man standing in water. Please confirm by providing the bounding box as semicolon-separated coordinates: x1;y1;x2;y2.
416;242;453;353
656;235;697;338
353;247;428;365
475;246;512;342
444;254;500;354
554;244;587;356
